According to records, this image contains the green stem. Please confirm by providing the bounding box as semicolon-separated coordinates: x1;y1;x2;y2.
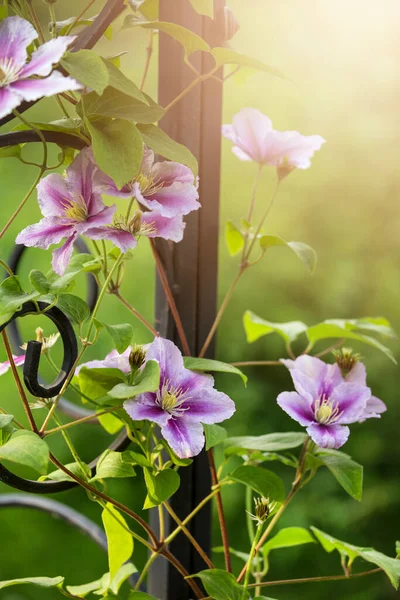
48;2;57;37
241;163;263;262
163;489;219;547
86;254;124;341
44;406;121;437
133;551;159;591
51;412;88;476
164;67;219;113
245;181;281;261
243;523;264;599
247;567;382;590
245;487;255;543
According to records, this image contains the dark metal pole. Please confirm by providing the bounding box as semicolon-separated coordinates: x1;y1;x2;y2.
150;2;226;598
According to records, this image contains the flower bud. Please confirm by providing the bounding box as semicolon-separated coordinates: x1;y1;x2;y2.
129;211;144;235
129;345;146;370
332;347;361;376
254;497;270;523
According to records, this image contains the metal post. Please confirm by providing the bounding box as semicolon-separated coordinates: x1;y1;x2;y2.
149;1;226;598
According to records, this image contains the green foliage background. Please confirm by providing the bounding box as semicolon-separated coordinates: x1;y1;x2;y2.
0;1;399;599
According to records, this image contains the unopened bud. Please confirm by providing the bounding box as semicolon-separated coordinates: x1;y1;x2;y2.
35;327;45;343
332;347;361;376
254;497;270;523
129;210;143;235
277;157;296;182
129;345;146;370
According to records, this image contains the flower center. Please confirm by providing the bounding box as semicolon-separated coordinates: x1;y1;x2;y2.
110;211;157;238
0;58;21;87
63;197;88;222
314;394;342;425
156;380;189;418
135;172;163;196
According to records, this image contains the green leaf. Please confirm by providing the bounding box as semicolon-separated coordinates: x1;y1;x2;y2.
124;18;210;57
128;593;159;600
254;597;280;600
125;450;151;468
0;144;21;159
193;569;249;600
262;527;315;567
57;293;90;324
188;0;214;17
316;449;363;501
87;117;143;189
225;221;244;256
0;577;64;591
183;356;247;385
78;367;126;401
212;47;288;82
229;465;285;502
40;461;90;483
138;124;198;176
203;424;227;450
225;432;307;454
61;50;109;95
104;323;133;353
0;430;49;475
306;319;397;363
108;360;160;399
97;410;124;434
0;414;14;429
243;310;308;344
81;88;164;123
102;503;134;580
0;276;39;325
311;527;400;589
259;235;317;274
143;468;180;508
68;564;136;598
105;60;148;102
29;270;51;294
92;450;136;481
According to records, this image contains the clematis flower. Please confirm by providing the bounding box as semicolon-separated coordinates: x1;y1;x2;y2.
0;16;81;119
222;108;325;178
93;147;199;243
76;347;132;375
0;354;25;375
124;337;235;458
16;148;119;275
277;355;371;449
344;362;387;422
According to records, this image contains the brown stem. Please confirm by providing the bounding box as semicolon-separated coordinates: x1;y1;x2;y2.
247;568;382;589
26;0;45;44
49;453;159;547
150;240;191;356
113;290;158;337
199;267;247;359
140;30;154;91
161;549;204;599
230;360;283;367
314;339;345;358
208;449;232;573
2;330;38;433
43;406;122;436
164;501;214;569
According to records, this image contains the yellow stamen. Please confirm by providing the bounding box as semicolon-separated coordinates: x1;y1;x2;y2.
64;199;88;222
314;394;342;425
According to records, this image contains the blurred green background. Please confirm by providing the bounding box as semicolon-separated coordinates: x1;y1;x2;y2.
0;0;399;599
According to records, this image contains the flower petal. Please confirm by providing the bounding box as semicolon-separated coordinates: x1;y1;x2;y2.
19;36;76;78
65;148;106;214
345;362;367;386
182;387;235;424
275;131;326;169
0;354;25;375
145;337;185;383
124;398;169;427
359;395;387;422
0;16;37;65
331;382;370;424
277;391;314;426
10;71;81;102
0;86;22;119
138;180;200;218
161;417;205;458
141;211;185;243
16;218;73;249
37;173;72;217
76;348;132;374
76;204;116;233
52;234;77;275
307;423;350;449
223;108;273;163
85;226;138;253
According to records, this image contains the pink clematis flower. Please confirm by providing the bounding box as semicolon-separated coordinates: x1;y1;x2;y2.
76;348;132;375
16;148;119;275
0;16;81;119
92;147;199;244
0;354;25;375
222;108;325;178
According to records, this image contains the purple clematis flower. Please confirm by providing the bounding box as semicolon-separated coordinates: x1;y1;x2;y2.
92;147;199;243
277;355;372;449
222;108;325;179
0;16;81;119
76;348;132;375
16;148;119;275
344;362;387;422
124;337;236;458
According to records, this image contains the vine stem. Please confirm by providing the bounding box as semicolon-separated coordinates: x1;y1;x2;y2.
1;330;38;433
247;567;382;590
26;0;45;43
164;67;219;113
65;0;98;34
150;240;191;356
113;290;158;337
162;489;219;547
208;449;232;572
231;360;283;367
245;181;281;260
43;406;122;437
241;163;264;260
242;523;264;599
164;501;215;569
140;29;154;91
199;266;247;358
0;166;44;240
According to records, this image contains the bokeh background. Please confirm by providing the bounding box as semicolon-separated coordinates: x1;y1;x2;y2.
0;0;399;599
